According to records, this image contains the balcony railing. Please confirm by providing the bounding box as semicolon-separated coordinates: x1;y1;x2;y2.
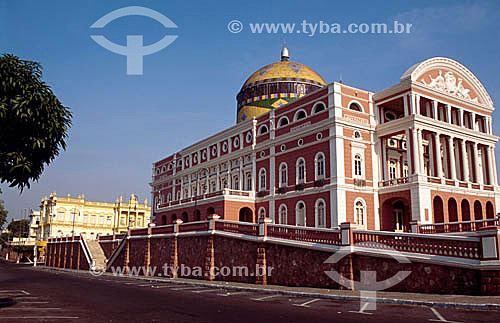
267;224;342;246
418;217;500;234
353;230;481;260
157;189;255;209
379;177;409;187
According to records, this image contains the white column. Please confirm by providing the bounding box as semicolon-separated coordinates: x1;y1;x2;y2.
411;128;420;174
472;143;482;184
446;104;452;124
472;112;477;131
252;153;257;192
434;133;443;178
409;94;415;115
417;128;424;175
460;140;469;182
448;137;456;180
216;166;220;191
415;94;421;115
405;130;412;176
432;101;438;121
459;108;464;127
381;138;388;181
428;133;435;176
238;157;243;190
487;146;496;185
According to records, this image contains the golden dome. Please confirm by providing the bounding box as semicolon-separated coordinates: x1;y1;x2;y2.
236;46;327;123
243;60;326;88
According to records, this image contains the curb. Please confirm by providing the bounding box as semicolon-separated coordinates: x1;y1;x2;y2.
36;265;500;311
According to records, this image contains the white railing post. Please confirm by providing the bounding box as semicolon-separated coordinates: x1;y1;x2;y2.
208;214;220;232
259;217;272;237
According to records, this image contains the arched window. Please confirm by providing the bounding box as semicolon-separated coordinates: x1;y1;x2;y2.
315;199;326;228
176;191;181;200
294;109;307;121
258;207;266;219
389;160;397;179
354;199;365;225
259;168;266;191
167;193;172;202
315;153;325;179
349;102;363;112
258;125;269;135
354;154;362;177
279;163;288;187
194;209;201;221
171;214;177;223
181;212;189;223
296;158;306;184
313;102;326;114
278;117;289;128
296;201;306;226
278;204;287;224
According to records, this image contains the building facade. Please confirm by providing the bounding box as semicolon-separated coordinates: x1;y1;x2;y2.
151;48;499;231
38;192;151;240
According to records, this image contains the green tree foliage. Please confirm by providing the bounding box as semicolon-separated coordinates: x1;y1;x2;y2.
0;189;7;231
0;54;72;190
7;219;29;238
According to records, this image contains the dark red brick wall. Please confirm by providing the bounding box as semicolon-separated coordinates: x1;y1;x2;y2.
128;239;147;268
150;237;172;277
99;241;115;259
177;236;207;278
213;236;257;283
45;234;498;296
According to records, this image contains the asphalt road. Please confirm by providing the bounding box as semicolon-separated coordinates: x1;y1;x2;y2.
0;261;497;323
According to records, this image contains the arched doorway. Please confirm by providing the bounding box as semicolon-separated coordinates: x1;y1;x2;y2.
486;201;494;219
182;212;189;223
448;198;458;222
393;201;405;231
239;207;253;222
194;209;201;221
380;198;410;232
206;207;215;217
433;196;444;224
461;199;471;221
474;201;483;220
171;214;177;223
486;201;494;226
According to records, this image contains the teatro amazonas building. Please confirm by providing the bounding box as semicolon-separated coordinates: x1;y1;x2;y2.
151;46;499;231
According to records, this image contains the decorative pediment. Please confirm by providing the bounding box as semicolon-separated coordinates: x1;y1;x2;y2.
400;57;493;107
419;69;478;103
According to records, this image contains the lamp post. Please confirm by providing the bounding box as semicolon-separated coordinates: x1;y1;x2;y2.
71;209;77;236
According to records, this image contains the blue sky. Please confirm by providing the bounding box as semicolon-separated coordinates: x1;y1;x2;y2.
1;0;499;220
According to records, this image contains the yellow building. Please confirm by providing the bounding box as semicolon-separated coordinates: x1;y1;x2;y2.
38;192;151;240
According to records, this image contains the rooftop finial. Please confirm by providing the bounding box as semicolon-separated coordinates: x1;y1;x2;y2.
281;43;290;61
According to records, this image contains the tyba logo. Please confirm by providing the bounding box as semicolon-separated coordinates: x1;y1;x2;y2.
90;6;178;75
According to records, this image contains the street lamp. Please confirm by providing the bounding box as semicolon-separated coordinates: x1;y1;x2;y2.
71;209;78;236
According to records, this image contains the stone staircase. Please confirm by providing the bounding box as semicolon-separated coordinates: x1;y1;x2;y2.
87;240;107;269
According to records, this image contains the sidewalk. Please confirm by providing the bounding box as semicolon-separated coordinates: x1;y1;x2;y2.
37;265;500;311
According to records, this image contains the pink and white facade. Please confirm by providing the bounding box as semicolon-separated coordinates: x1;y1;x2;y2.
151;56;500;232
